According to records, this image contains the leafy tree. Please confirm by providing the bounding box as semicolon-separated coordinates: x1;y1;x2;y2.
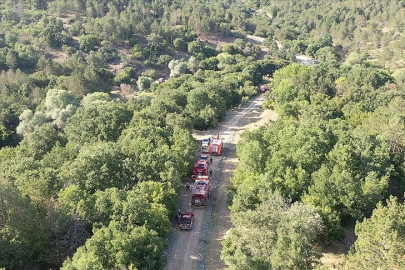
78;34;98;52
306;34;333;57
5;49;18;69
42;17;70;47
222;44;242;55
44;89;80;129
362;97;405;155
14;43;42;70
184;87;226;129
0;124;12;147
168;59;188;77
61;223;166;270
81;92;113;107
16;89;79;136
242;63;263;85
222;193;324;270
187;40;205;58
136;75;154;91
234;118;335;201
18;123;66;160
173;37;188;51
16;109;51;136
199;56;219;71
187;56;199;73
119;124;180;184
344;196;405;269
263;38;278;55
114;68;134;85
344;51;369;66
0;181;48;269
315;46;338;62
146;33;166;52
58;142;136;193
64;102;132;144
303;127;391;236
217;53;236;70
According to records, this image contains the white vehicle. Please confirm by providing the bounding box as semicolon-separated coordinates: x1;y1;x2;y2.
201;138;210;153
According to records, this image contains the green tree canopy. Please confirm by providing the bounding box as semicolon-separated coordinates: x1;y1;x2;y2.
58;142;136;193
222;193;324;270
64;102;132;144
344;196;405;269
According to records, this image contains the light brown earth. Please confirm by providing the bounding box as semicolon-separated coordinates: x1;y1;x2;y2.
164;95;278;270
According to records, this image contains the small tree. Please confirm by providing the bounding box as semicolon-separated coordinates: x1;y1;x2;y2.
173;38;188;51
78;34;98;52
16;110;51;136
42;17;70;47
5;50;18;69
199;57;219;71
187;56;199;73
222;44;242;55
137;76;154;91
222;193;324;269
344;196;405;270
168;59;188;77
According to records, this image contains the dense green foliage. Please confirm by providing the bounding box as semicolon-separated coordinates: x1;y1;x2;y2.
0;0;286;264
344;196;405;269
0;93;198;268
1;0;403;145
1;0;405;268
225;61;405;267
222;193;324;269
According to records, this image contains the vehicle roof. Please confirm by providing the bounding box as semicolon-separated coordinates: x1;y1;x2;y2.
211;138;222;144
195;175;210;181
192;180;209;195
181;212;194;218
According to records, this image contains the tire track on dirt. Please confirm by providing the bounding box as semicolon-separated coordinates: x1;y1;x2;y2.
164;95;277;270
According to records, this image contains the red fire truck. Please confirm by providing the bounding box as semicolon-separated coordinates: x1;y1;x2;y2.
191;175;210;207
193;159;209;175
209;134;223;155
179;212;194;230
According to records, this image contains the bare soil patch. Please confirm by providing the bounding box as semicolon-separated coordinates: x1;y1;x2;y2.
46;48;69;63
199;34;237;50
199;32;269;60
319;221;357;269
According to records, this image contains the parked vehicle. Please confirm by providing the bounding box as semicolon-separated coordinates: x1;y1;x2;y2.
191;175;210;207
155;77;166;84
193;159;209;175
179;212;194;230
209;134;223;155
201;138;210;153
259;84;270;93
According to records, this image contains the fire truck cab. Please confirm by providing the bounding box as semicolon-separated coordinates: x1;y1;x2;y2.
193;159;209;175
191;175;210;207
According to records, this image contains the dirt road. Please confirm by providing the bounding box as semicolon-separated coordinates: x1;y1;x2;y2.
164;95;278;270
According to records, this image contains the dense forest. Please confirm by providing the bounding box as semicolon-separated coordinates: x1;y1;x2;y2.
1;0;405;269
223;62;405;269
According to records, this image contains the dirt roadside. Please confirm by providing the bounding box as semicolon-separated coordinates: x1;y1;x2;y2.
164;95;278;270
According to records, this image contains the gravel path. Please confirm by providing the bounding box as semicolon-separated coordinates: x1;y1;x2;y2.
164;95;278;270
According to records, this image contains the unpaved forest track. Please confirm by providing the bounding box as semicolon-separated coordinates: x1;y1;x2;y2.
164;95;278;270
